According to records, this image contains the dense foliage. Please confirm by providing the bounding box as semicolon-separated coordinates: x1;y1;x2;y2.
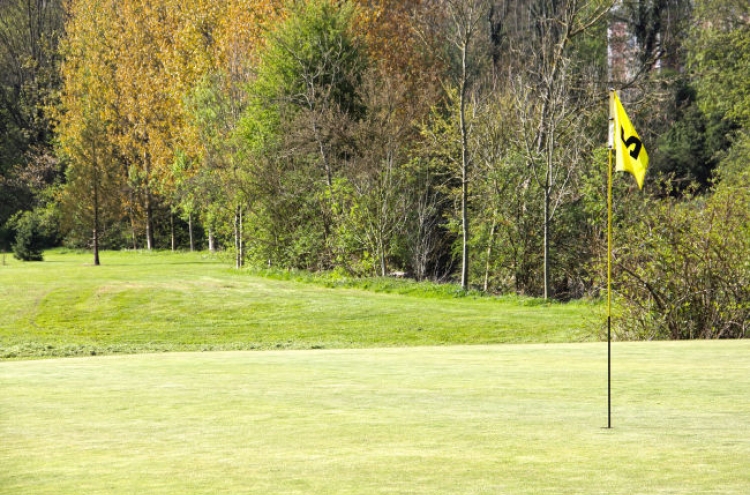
617;184;750;339
0;0;748;337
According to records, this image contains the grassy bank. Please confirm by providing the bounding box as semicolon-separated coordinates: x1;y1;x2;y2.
0;250;598;359
2;341;749;494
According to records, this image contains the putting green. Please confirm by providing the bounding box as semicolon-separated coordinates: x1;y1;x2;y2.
2;341;749;494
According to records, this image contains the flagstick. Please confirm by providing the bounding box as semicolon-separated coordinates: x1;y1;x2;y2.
607;90;615;429
607;146;613;429
607;89;615;429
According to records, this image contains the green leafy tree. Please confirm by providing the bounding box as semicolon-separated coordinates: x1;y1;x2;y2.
687;0;750;187
688;0;750;128
343;72;426;276
241;0;367;269
0;0;64;247
442;0;492;290
500;0;609;298
650;85;735;192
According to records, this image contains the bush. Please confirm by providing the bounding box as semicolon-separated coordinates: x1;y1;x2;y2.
0;224;11;253
10;211;47;261
615;184;750;339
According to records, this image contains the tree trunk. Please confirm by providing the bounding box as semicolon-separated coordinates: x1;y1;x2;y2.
543;126;554;300
234;204;244;269
459;37;470;291
483;215;496;292
93;227;100;266
128;190;138;250
93;199;100;267
239;207;244;267
234;206;239;268
170;211;176;252
543;179;550;300
143;148;155;250
92;146;101;266
208;226;215;253
145;190;154;250
93;206;100;265
188;213;194;252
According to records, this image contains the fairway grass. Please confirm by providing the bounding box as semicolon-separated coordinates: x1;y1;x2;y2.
0;250;596;358
2;341;749;494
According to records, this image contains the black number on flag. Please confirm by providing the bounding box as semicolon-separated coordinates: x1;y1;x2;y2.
621;127;642;160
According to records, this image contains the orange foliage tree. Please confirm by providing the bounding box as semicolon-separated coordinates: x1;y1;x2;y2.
57;0;282;250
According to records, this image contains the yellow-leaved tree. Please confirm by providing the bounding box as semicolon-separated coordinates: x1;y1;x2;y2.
57;0;282;252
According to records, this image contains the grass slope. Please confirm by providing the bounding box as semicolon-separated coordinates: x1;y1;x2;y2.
0;250;597;358
2;341;749;494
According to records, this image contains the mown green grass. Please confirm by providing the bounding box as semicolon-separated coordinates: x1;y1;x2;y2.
0;250;598;358
2;341;749;494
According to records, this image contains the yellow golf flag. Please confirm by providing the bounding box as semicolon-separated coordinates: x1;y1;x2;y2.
611;91;648;189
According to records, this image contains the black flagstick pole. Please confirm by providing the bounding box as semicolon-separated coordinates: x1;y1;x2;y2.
607;89;615;429
608;314;612;428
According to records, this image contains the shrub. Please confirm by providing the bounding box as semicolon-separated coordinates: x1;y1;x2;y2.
10;211;46;261
615;184;750;339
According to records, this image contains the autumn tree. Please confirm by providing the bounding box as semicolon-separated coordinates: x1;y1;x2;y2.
55;0;122;262
56;0;279;253
176;1;282;259
57;103;123;264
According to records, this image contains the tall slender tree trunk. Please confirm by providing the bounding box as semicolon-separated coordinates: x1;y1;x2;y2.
93;184;100;266
93;227;100;266
459;39;470;290
208;226;215;253
311;114;334;265
239;207;243;267
234;206;239;268
128;190;138;250
170;211;176;252
378;235;386;277
313;117;333;190
143;150;155;250
92;144;101;266
543;175;550;300
188;213;194;252
543;123;554;300
234;204;244;269
145;190;154;250
484;215;496;292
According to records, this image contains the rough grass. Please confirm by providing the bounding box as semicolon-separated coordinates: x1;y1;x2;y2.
2;341;749;494
0;250;598;359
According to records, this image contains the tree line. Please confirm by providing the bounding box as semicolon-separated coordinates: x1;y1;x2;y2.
1;0;749;338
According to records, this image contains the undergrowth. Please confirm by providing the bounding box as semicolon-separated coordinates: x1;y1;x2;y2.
242;266;568;306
